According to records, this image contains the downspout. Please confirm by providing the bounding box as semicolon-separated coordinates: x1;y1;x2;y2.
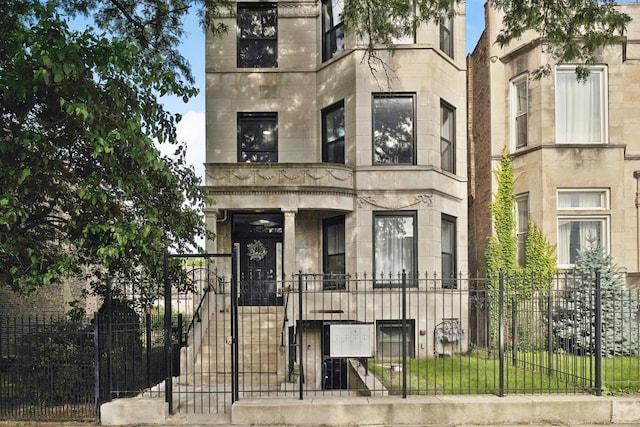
634;171;640;272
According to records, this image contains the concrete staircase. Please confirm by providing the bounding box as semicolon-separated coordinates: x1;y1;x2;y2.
189;306;286;391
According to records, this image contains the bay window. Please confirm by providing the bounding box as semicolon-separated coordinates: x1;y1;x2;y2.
322;0;344;61
557;189;609;267
555;66;607;144
374;212;416;286
511;74;528;150
372;94;415;165
322;101;345;164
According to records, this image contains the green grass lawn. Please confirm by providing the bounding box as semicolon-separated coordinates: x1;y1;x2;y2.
368;350;640;395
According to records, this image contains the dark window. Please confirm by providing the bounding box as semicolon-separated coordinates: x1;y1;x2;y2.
323;215;346;290
237;113;277;163
441;214;456;289
372;94;415;165
441;101;455;173
376;319;415;359
322;101;345;163
439;12;453;58
374;211;416;287
237;3;277;68
322;0;345;61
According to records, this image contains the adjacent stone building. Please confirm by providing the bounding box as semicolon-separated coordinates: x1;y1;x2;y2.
468;3;640;282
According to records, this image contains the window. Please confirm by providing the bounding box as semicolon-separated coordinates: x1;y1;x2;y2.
557;218;607;267
322;101;345;163
557;189;608;210
323;215;346;290
372;94;415;165
511;75;528;150
237;113;277;162
322;0;344;61
374;212;416;286
556;66;607;144
439;12;453;58
441;215;456;288
441;101;455;173
376;320;415;359
237;3;277;68
516;194;529;267
557;189;609;266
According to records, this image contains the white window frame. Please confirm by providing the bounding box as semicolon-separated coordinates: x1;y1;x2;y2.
555;65;608;145
510;74;528;152
439;11;453;58
556;188;610;268
557;216;609;268
556;189;609;211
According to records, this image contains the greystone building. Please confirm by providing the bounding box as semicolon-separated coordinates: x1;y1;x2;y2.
200;0;469;389
468;2;640;283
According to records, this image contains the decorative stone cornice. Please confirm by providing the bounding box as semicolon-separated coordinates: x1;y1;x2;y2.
357;194;433;210
206;164;354;188
212;2;319;19
204;187;355;197
278;2;319;18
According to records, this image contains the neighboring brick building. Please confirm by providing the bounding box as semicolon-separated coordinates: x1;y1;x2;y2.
468;3;640;283
0;278;97;320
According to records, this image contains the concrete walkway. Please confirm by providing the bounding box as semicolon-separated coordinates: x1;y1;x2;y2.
99;394;640;426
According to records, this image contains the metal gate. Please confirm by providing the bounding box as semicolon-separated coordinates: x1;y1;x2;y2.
162;251;236;415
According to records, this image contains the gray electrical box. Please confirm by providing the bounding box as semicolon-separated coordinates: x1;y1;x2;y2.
327;323;374;358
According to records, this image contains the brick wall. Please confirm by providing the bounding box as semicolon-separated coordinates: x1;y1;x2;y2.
0;277;97;320
467;7;494;278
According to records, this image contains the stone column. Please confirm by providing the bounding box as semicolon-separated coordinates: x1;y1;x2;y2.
282;209;297;277
202;207;219;254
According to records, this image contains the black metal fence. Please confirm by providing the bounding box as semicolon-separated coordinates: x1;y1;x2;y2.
2;268;640;421
171;269;640;414
0;314;97;421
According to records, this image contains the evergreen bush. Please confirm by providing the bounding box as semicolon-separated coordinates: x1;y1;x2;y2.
551;244;639;356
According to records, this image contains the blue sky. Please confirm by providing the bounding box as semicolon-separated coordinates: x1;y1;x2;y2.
164;1;487;182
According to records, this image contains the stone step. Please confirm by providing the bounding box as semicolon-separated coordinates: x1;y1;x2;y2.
180;373;284;388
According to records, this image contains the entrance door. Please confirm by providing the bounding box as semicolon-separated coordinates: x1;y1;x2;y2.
232;213;283;307
237;237;279;305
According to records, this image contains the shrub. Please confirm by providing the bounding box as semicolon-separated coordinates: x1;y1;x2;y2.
551;244;639;356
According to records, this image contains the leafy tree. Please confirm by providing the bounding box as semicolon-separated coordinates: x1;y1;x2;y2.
1;0;629;293
551;243;639;356
343;0;630;79
0;0;215;293
492;0;630;79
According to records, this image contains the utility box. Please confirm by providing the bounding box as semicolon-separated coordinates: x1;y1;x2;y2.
325;323;374;358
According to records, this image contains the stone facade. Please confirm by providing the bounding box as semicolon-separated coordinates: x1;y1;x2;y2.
204;0;469;279
203;0;470;374
468;3;640;283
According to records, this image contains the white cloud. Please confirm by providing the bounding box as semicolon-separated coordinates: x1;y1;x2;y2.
176;110;206;182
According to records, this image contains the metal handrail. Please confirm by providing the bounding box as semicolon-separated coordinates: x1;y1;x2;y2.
280;284;291;347
184;279;216;345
